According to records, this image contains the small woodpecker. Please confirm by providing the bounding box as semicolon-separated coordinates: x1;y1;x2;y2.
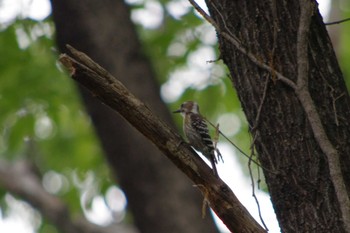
173;101;221;176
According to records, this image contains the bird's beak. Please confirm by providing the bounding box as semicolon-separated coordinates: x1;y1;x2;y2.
173;109;182;114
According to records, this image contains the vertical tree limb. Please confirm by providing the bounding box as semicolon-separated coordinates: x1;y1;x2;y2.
295;1;350;230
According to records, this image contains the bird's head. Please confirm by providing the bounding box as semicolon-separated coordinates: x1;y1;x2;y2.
173;101;200;116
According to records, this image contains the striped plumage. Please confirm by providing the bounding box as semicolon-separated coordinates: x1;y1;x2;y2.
174;101;219;176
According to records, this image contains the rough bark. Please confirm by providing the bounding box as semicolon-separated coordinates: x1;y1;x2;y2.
50;0;218;233
205;0;350;232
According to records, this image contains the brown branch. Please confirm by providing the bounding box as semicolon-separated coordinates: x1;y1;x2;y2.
0;160;136;233
296;0;312;89
295;90;350;230
251;76;270;133
59;45;267;233
295;1;350;231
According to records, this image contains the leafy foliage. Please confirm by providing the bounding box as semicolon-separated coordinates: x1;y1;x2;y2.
0;19;109;215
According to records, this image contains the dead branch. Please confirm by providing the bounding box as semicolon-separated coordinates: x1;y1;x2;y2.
59;45;266;233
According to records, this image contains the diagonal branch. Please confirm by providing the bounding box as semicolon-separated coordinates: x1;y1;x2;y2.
59;45;267;233
296;0;312;90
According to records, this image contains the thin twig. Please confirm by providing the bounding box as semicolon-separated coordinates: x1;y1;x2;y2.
331;91;345;126
257;163;261;190
213;123;224;162
296;0;312;89
248;150;269;232
193;184;209;218
251;76;270;133
204;118;277;174
204;118;259;165
250;74;270;183
325;17;350;25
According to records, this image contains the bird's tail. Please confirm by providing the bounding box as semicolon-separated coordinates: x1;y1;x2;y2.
209;152;219;177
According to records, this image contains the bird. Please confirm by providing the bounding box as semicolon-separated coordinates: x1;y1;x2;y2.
173;101;221;176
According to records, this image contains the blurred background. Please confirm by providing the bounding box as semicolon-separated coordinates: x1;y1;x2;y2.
0;0;349;232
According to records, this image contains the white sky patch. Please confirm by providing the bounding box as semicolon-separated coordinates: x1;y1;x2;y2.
42;171;69;195
161;45;221;103
31;22;54;38
105;186;127;214
124;0;144;5
213;143;280;233
82;186;127;225
216;113;241;137
162;45;216;102
161;66;211;102
188;46;216;68
0;0;18;24
131;0;163;29
0;213;35;233
24;0;51;20
191;0;209;18
166;0;191;19
167;42;187;57
15;26;31;49
0;0;51;25
318;0;331;20
83;194;114;226
34;115;55;139
14;21;53;49
105;186;127;222
1;195;41;233
195;24;217;45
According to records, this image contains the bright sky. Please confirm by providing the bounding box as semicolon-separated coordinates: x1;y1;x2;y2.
0;0;331;233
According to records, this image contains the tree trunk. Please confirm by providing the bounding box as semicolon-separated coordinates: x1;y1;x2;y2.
51;0;219;233
205;0;350;232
